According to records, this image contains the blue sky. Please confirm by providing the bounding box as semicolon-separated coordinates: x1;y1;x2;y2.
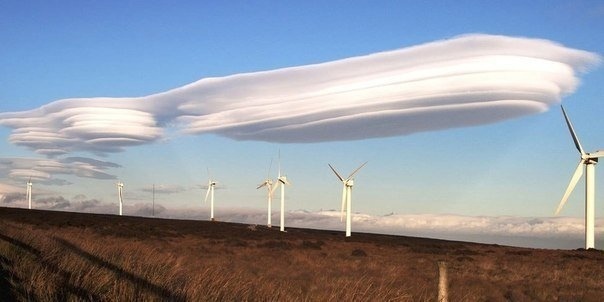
1;1;604;248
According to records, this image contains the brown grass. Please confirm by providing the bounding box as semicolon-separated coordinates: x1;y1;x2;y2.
1;207;603;301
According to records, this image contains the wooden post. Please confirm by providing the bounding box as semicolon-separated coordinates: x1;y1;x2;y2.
438;261;448;302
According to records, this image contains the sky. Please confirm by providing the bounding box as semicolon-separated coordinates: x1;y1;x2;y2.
1;1;604;249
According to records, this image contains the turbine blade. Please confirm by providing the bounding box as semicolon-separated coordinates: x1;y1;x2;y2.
271;182;280;196
267;158;273;179
328;164;344;182
257;182;267;189
561;106;586;155
204;187;211;203
340;185;346;222
555;160;585;215
347;161;368;180
278;149;281;178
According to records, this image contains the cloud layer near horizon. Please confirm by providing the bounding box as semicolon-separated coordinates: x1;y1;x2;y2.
153;209;604;249
0;34;600;155
0;201;595;249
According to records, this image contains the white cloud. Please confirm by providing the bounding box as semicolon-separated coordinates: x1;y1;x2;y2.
0;182;25;204
140;184;187;194
0;157;120;185
0;99;164;155
0;34;599;155
346;212;588;237
175;39;599;142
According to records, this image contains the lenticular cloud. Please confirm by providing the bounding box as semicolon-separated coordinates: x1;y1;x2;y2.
0;34;600;154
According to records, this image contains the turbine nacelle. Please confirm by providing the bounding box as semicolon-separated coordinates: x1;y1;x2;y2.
278;175;291;185
582;151;604;163
345;179;354;187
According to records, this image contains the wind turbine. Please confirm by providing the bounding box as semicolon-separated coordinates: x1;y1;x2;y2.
117;181;124;216
257;159;275;228
26;177;32;210
205;168;218;221
555;106;604;249
328;162;367;237
152;184;155;217
275;152;291;232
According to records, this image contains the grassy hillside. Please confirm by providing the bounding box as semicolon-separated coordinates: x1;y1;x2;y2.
1;207;603;301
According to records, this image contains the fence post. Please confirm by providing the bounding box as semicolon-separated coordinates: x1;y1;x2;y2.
438;261;448;302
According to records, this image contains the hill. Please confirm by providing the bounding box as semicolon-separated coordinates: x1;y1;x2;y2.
1;207;603;301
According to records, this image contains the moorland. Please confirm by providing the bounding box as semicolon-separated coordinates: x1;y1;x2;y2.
1;207;603;301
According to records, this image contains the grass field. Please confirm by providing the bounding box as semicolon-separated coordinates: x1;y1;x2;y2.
1;207;603;301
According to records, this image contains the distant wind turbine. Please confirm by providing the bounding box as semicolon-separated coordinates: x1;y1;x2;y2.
152;183;155;217
328;162;367;237
26;177;32;210
555;106;604;249
257;159;276;227
117;181;124;216
205;168;218;221
275;152;291;232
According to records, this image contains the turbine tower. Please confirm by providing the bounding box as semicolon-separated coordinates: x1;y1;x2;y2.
275;152;291;232
257;160;275;228
205;169;218;221
117;181;124;216
26;177;32;210
328;162;367;237
152;184;155;217
555;106;604;249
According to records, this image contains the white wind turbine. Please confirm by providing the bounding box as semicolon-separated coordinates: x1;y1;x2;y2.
117;181;124;216
328;162;367;237
204;168;218;221
257;160;276;227
26;177;32;210
555;106;604;249
275;153;291;232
